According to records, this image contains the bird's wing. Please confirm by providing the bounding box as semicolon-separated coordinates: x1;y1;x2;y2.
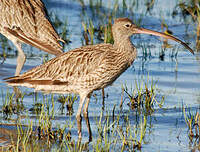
0;0;63;55
5;44;124;87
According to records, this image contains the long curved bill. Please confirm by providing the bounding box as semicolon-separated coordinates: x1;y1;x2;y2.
133;27;194;54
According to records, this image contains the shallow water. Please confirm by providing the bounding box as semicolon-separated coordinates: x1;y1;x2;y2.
0;0;200;151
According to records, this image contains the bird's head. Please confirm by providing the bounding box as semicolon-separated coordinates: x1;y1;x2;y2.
112;18;194;54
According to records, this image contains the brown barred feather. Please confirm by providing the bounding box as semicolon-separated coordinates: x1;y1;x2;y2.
0;0;63;54
0;0;64;75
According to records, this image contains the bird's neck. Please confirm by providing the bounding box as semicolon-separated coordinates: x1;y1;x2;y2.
113;36;137;66
113;37;135;53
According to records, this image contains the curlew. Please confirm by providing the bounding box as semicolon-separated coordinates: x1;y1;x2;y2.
0;0;64;76
5;18;194;141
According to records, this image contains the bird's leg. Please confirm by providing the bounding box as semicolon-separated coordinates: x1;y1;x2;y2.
14;42;26;76
102;88;105;99
12;42;25;102
83;94;92;142
76;95;86;140
102;88;105;111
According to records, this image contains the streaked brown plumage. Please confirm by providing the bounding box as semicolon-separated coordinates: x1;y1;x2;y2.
0;0;64;76
5;18;194;141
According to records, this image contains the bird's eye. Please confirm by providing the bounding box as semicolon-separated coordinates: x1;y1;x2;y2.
125;24;131;28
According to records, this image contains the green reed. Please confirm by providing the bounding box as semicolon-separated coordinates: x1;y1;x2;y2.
1;89;25;119
183;105;200;141
120;77;165;114
173;0;200;50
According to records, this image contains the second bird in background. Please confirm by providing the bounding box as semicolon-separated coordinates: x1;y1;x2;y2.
0;0;64;76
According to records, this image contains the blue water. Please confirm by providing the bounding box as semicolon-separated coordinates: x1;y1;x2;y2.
0;0;200;151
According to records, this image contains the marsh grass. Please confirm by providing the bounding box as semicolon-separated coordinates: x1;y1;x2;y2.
82;16;114;46
60;18;72;46
0;36;13;64
91;107;149;151
80;0;147;47
57;94;78;115
160;18;174;50
29;103;42;115
120;77;165;114
82;19;95;45
1;93;75;151
145;0;155;15
103;17;114;44
0;37;8;64
183;106;200;140
0;84;156;151
91;77;161;151
182;105;200;151
1;89;25;119
173;0;200;50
